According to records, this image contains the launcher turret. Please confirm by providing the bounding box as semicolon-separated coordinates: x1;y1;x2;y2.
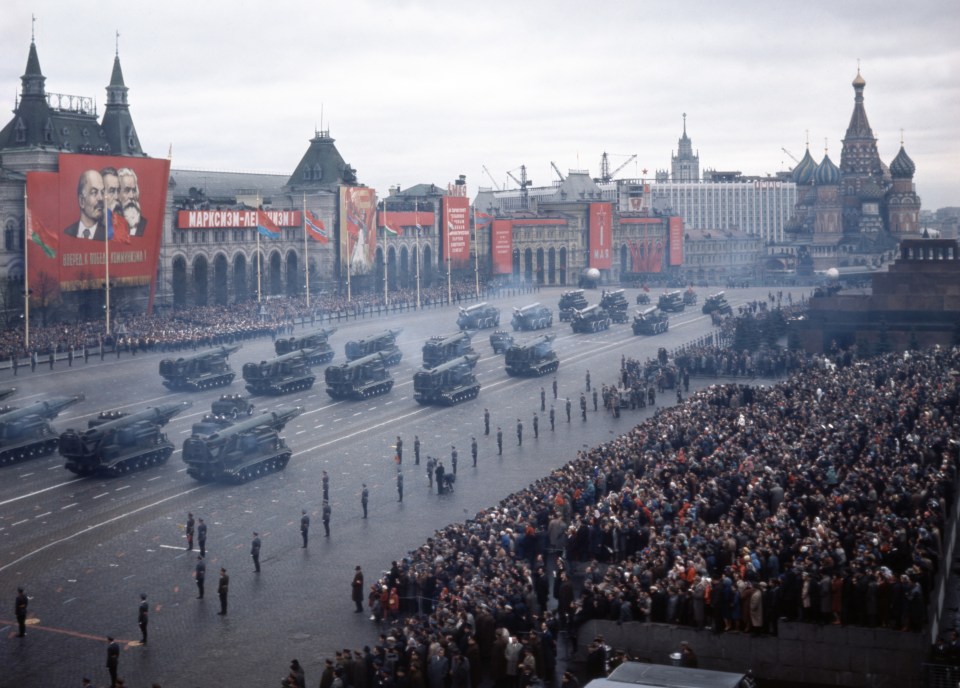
422;331;475;369
0;394;84;467
325;352;394;400
242;350;316;395
504;334;559;377
158;344;241;391
275;327;337;366
345;329;402;366
511;303;553;331
413;354;481;405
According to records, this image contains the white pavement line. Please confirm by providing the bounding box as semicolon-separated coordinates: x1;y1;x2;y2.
63;597;76;604
295;407;429;454
0;478;86;508
92;492;109;500
296;430;306;435
0;485;206;573
115;485;130;491
159;544;183;550
18;473;34;478
47;465;60;470
147;476;161;481
34;512;52;519
11;519;28;526
60;503;78;510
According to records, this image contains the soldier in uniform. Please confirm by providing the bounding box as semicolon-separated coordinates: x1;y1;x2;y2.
185;512;195;551
217;568;229;615
517;418;523;446
395;436;403;464
15;587;27;637
552;377;558;399
138;593;149;644
533;412;539;439
593;388;599;412
106;636;120;686
565;398;572;423
585;369;591;391
549;406;556;431
497;427;503;455
195;556;206;599
197;518;208;558
361;484;369;518
251;532;261;572
484;408;490;435
414;435;421;465
322;501;331;536
300;510;310;547
322;470;330;501
540;387;546;411
471;437;478;467
426;457;436;490
580;393;587;421
435;461;446;495
352;566;365;612
396;470;404;502
451;446;458;475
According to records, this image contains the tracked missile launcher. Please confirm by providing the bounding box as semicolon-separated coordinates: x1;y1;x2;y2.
511;303;553;331
702;291;733;316
274;327;337;366
504;334;559;377
345;329;402;366
158;345;240;391
456;302;500;330
422;331;475;369
242;350;316;395
182;407;303;483
558;290;588;322
632;307;670;335
657;290;686;313
0;395;84;466
599;289;630;323
570;305;612;333
60;401;191;476
324;352;394;400
413;354;481;405
683;288;699;306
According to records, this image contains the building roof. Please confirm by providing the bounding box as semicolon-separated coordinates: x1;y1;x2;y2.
285;129;357;192
169;168;289;204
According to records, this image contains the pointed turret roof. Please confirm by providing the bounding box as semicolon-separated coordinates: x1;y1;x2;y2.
844;68;874;141
21;40;46;98
286;129;358;192
890;144;916;179
100;52;145;156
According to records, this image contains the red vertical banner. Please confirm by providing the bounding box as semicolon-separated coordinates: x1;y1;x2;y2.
490;220;513;275
669;216;684;266
589;202;613;269
442;196;470;266
339;187;377;275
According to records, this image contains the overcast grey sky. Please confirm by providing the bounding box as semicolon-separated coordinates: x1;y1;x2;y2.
4;0;958;209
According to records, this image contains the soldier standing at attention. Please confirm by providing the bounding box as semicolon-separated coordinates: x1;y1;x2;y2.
195;556;206;599
322;471;330;501
251;532;261;572
593;388;599;412
395;436;403;464
451;446;458;475
185;512;195;551
352;566;365;612
138;594;149;644
197;518;208;558
106;636;120;686
517;418;523;446
533;412;539;439
565;398;572;423
397;470;404;502
580;393;587;421
414;435;421;465
322;501;331;536
484;408;490;435
471;437;478;467
497;427;503;455
15;587;27;637
552;377;558;399
361;484;369;518
217;568;229;615
540;387;546;411
300;510;310;547
585;369;591;391
426;458;436;490
435;461;446;495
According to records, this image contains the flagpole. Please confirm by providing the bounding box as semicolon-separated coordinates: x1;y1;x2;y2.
383;201;389;308
415;199;421;310
104;201;111;336
302;193;310;309
472;204;480;298
256;194;262;303
23;186;30;349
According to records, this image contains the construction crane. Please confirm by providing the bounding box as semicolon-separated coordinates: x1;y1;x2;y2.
481;165;501;191
506;165;532;210
597;152;637;183
550;161;565;182
781;147;800;165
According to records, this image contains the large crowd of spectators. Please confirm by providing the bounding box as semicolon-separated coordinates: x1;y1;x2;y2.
329;345;958;688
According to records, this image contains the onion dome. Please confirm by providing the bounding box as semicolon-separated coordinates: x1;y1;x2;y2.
814;154;840;186
890;145;916;178
792;148;817;185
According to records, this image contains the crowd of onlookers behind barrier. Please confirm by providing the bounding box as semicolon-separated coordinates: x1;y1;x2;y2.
351;344;957;688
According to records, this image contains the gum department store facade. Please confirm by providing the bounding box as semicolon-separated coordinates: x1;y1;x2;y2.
0;38;923;317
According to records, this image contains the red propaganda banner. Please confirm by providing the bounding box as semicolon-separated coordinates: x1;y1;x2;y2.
490;220;513;275
442;196;470;266
27;154;170;301
339;187;377;275
589;202;613;269
177;209;301;229
669;216;684;266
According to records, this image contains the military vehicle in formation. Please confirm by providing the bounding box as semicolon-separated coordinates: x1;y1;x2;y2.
489;330;515;354
702;291;733;316
324;352;395;400
345;329;403;366
61;401;191;476
456;303;500;330
210;394;255;418
504;334;559;377
274;327;337;366
413;354;481;405
632;307;670;335
636;292;651;305
570;305;613;333
511;303;553;331
0;395;84;466
422;331;475;369
158;344;240;391
0;388;17;402
558;289;589;322
657;290;686;313
242;350;316;395
182;407;303;484
599;289;630;323
683;288;699;306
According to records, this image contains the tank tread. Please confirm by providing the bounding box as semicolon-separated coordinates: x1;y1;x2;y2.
99;444;174;477
309;350;335;366
221;451;292;484
0;437;60;466
382;351;403;366
439;384;481;405
184;372;236;392
356;380;394;399
533;360;560;376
